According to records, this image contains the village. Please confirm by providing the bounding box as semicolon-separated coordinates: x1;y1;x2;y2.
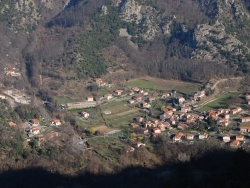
1;76;250;154
58;77;250;153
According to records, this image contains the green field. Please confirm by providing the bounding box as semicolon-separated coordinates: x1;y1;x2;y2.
197;92;238;112
75;100;144;128
55;96;75;104
126;77;201;95
101;101;131;114
105;110;143;128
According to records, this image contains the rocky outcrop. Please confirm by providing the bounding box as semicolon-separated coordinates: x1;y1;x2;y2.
192;0;250;62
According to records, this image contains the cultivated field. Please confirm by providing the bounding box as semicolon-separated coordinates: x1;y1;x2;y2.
197;92;239;112
126;77;201;95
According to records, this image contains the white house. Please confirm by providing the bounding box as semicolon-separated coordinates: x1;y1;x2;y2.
30;127;40;135
173;132;183;142
223;135;230;142
81;112;90;118
186;133;195;140
199;133;208;140
87;96;94;102
51;119;62;126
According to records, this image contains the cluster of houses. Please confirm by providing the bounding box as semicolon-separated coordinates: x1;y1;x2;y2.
126;142;146;153
27;118;62;136
222;134;245;147
193;90;206;101
124;86;250;148
173;132;208;142
207;107;242;127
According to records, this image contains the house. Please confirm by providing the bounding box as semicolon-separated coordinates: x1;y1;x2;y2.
94;78;106;87
134;94;144;102
245;93;250;100
8;121;16;127
142;102;151;109
207;110;219;120
181;106;191;113
163;122;172;130
223;135;230;142
186;133;195;140
137;142;145;147
199;133;208;140
144;120;152;128
160;113;171;121
126;146;135;152
239;125;250;133
240;116;250;123
130;123;139;129
248;100;250;105
177;97;185;104
132;87;140;92
31;119;39;126
173;132;184;142
105;93;113;100
0;94;7;99
30;127;40;135
217;118;229;127
142;91;149;96
149;96;156;103
236;135;244;141
114;89;123;96
152;127;161;134
161;93;169;99
81;112;90;118
187;117;196;124
151;119;159;126
194;90;206;101
230;140;240;147
157;122;167;131
178;123;188;130
224;109;231;114
136;116;144;123
129;90;135;96
169;118;176;125
223;113;230;119
51;119;62;126
231;107;242;114
87;96;94;102
128;99;136;104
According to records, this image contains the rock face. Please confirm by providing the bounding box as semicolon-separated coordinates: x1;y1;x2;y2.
117;0;163;41
0;0;70;30
193;21;247;62
192;0;250;62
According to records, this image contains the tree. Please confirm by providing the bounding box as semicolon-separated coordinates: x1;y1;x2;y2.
89;127;96;135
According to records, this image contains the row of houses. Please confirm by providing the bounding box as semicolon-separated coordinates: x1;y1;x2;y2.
173;132;208;142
